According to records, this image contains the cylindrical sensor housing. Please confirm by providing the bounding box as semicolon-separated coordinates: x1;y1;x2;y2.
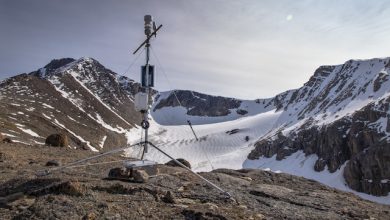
144;15;153;36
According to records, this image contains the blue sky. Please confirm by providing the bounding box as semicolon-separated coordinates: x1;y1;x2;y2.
1;0;390;99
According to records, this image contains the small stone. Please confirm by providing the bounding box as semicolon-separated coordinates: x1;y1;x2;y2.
2;138;12;143
0;152;11;162
15;198;35;211
240;176;252;181
255;213;266;219
176;198;197;205
174;204;189;209
177;186;185;192
132;169;149;183
205;202;219;211
58;181;86;196
45;160;61;167
238;205;248;209
82;212;96;220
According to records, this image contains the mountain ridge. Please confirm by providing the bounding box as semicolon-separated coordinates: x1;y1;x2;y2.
1;56;389;204
0;57;142;151
150;57;390;199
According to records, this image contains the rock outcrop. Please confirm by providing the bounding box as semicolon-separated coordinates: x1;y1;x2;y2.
249;98;390;196
154;90;241;117
344;144;390;196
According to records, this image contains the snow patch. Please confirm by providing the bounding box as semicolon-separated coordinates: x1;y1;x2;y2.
17;127;41;138
52;119;98;152
99;135;107;148
42;103;54;109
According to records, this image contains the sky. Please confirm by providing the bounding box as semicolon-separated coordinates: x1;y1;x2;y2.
1;0;390;99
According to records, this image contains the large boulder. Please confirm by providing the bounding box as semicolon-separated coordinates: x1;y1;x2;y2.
108;167;131;179
46;160;61;167
107;167;149;183
165;158;191;169
132;169;149;183
45;134;68;147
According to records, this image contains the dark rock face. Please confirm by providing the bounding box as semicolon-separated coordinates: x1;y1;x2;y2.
165;158;191;169
249;100;390;196
248;132;297;161
226;129;240;135
45;134;68;147
373;72;389;92
0;133;3;141
43;58;76;72
344;144;390;196
154;90;241;117
236;109;248;115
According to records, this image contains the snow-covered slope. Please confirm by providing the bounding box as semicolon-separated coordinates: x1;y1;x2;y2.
0;57;142;151
142;57;390;204
127;109;281;170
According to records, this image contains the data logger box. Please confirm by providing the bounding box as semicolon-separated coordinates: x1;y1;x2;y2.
135;92;148;112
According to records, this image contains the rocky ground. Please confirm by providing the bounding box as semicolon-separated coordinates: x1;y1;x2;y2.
0;142;389;220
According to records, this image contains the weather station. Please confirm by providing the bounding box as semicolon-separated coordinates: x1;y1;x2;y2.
36;15;233;200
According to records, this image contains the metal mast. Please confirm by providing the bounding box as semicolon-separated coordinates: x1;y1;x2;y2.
133;15;162;158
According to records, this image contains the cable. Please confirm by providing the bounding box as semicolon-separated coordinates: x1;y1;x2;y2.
150;46;215;170
146;141;232;199
138;127;144;159
150;46;184;108
36;142;144;176
63;159;130;169
120;47;145;78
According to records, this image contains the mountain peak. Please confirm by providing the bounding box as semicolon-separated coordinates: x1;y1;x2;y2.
31;57;107;79
77;57;95;63
43;58;76;70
